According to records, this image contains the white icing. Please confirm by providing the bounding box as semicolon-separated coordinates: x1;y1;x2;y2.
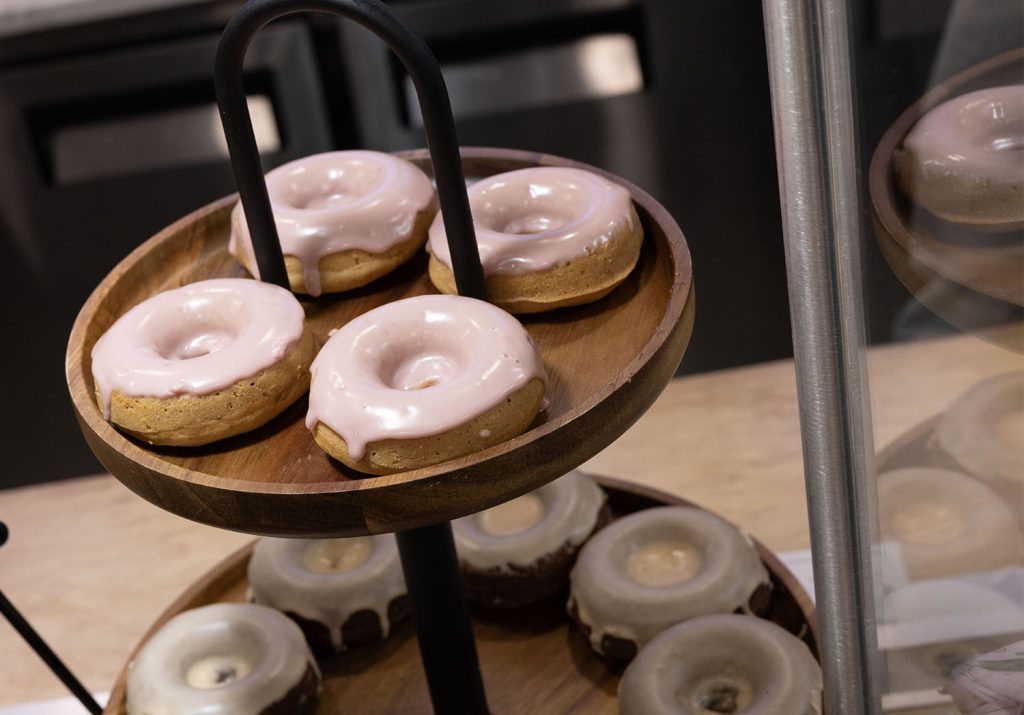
569;506;770;653
230;150;434;296
305;294;547;460
428;166;638;275
453;470;606;571
90;278;306;419
126;603;318;715
618;615;822;715
248;534;406;653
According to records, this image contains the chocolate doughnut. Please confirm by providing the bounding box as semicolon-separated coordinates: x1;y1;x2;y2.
248;535;408;654
618;615;822;714
126;603;320;715
452;470;608;608
568;506;770;660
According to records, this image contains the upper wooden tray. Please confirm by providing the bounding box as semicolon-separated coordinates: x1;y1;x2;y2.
66;148;694;538
869;49;1024;327
101;476;817;715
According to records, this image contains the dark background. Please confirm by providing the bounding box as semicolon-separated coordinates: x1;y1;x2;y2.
0;0;1016;488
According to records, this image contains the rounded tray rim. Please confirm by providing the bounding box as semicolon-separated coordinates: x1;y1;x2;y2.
868;48;1024;308
66;147;695;536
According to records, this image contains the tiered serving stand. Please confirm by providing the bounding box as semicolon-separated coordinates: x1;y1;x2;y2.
869;48;1024;352
62;0;816;711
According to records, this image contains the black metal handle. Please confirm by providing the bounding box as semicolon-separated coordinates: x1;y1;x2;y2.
214;0;486;299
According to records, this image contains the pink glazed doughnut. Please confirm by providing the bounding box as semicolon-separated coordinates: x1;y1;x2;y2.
899;85;1024;228
230;151;436;296
306;294;547;474
91;278;316;446
428;167;643;313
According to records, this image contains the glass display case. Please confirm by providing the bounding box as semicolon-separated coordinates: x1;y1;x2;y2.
763;0;1022;712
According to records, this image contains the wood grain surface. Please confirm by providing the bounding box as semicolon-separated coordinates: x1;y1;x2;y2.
869;48;1024;319
2;329;1018;706
100;478;817;715
65;148;694;538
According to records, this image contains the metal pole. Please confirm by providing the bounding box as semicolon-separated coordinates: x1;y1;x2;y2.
396;524;490;714
0;523;103;715
760;0;883;712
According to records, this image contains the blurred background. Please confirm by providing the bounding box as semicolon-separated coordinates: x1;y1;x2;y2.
0;0;1018;487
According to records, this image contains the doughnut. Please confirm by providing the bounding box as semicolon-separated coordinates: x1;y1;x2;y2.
567;506;770;660
427;166;643;313
306;294;546;474
945;639;1024;715
248;534;408;654
618;615;821;715
230;150;436;296
452;470;608;609
91;278;316;446
877;467;1021;581
126;603;320;715
898;85;1024;228
936;372;1024;494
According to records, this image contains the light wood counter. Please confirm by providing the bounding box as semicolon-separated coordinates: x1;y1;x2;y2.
0;329;1019;706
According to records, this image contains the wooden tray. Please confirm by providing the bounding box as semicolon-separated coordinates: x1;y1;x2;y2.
102;476;817;715
868;49;1024;346
66;148;694;538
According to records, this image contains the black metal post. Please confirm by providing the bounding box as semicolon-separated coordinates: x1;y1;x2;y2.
0;523;103;715
215;2;490;711
396;524;489;714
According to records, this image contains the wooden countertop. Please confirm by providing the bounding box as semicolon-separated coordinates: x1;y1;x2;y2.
0;329;1019;705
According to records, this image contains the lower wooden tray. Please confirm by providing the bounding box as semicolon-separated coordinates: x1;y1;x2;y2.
103;476;816;714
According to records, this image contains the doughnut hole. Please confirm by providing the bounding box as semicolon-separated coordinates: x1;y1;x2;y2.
185;654;254;688
275;159;385;210
476;492;546;536
302;537;373;574
472;177;591;236
686;673;755;714
144;294;249;361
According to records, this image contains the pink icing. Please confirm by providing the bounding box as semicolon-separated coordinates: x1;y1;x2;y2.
90;278;306;419
306;294;546;460
230;150;435;296
428;167;637;274
904;85;1024;186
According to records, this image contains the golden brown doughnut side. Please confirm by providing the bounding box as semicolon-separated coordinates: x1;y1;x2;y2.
99;328;317;446
429;206;643;313
234;201;437;294
312;378;546;475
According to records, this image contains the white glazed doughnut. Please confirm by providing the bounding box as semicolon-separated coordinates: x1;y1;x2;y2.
936;372;1024;491
428;167;643;313
568;506;770;660
306;294;547;474
230;150;436;296
126;603;320;715
618;615;822;715
248;535;407;653
91;278;316;446
899;85;1024;227
452;470;607;608
877;467;1022;581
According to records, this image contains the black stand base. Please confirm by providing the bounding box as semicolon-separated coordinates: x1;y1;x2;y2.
396;522;490;714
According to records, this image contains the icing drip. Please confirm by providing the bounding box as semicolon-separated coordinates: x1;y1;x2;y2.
248;534;407;653
90;278;306;419
428;167;636;275
306;294;547;460
230;150;434;296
